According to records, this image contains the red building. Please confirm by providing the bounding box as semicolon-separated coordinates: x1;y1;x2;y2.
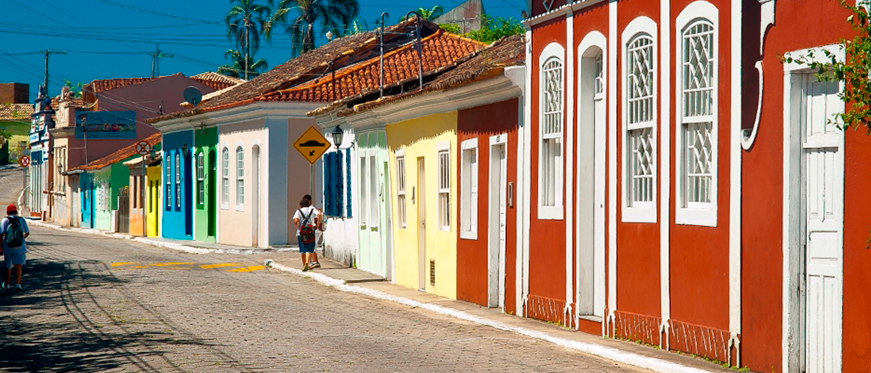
524;0;866;371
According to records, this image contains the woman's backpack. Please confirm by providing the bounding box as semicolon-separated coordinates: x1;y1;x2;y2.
298;209;316;244
5;216;24;248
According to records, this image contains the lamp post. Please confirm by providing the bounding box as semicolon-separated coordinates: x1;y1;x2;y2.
404;11;424;91
330;125;344;149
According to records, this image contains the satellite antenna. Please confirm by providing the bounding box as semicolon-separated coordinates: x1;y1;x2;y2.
183;86;203;107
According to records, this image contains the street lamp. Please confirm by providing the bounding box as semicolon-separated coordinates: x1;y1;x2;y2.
181;142;190;157
330;125;344;149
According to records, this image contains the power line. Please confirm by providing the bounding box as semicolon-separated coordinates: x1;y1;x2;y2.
89;0;222;25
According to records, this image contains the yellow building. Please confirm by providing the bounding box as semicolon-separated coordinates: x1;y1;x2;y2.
386;112;458;299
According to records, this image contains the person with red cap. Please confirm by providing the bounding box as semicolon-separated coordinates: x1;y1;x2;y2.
0;204;29;292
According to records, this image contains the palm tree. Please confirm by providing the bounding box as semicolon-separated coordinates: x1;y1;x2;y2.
265;0;361;56
225;0;271;79
405;5;444;21
217;49;269;79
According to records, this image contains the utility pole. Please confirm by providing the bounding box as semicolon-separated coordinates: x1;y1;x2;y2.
404;11;424;91
379;12;389;98
39;50;67;95
148;44;173;78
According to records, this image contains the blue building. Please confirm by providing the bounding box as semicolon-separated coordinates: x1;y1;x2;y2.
161;131;194;240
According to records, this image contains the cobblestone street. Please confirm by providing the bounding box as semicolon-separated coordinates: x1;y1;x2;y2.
0;226;647;372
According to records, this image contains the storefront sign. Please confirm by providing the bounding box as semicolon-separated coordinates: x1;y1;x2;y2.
75;111;137;139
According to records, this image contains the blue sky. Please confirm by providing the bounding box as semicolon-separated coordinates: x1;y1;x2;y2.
0;0;526;102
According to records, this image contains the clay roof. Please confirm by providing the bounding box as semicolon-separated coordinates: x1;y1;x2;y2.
147;18;443;123
191;72;246;91
0;103;32;120
256;30;484;104
337;35;525;117
69;133;161;172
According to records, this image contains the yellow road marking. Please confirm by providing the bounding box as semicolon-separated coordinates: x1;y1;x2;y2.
134;266;148;269
226;265;265;273
199;263;243;269
149;262;196;267
110;262;137;267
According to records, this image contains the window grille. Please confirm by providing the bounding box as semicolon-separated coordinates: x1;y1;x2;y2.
221;148;229;208
369;154;379;224
236;147;244;208
396;156;407;228
175;153;181;208
595;54;604;96
541;55;564;212
682;21;715;207
438;150;450;230
197;152;205;207
166;156;171;209
626;34;656;206
629;127;654;203
542;57;563;138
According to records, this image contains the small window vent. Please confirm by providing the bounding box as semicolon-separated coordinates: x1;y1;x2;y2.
429;259;436;286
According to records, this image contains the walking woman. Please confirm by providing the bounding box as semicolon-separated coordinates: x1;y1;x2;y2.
293;197;320;271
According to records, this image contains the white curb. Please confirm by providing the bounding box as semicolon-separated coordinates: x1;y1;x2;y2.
263;259;719;373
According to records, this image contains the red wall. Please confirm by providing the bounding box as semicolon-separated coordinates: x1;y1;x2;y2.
614;0;662;323
667;0;731;336
529;17;569;322
742;0;853;371
456;98;520;314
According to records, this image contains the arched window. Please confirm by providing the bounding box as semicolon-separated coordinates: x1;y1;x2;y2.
537;42;565;220
175;153;181;208
197;151;205;208
236;147;244;209
165;153;171;209
221;148;229;209
675;3;718;227
621;17;658;223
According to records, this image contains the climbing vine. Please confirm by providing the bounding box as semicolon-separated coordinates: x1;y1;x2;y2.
782;0;871;133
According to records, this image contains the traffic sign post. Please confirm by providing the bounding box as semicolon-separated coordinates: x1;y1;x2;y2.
293;126;332;196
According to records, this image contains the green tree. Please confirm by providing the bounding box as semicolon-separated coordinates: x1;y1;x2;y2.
225;0;272;79
63;80;83;98
265;0;361;57
407;5;444;21
217;49;269;79
463;15;524;44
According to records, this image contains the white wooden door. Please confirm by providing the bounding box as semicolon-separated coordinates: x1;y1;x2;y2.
369;150;383;276
802;76;843;373
417;158;427;291
488;141;507;308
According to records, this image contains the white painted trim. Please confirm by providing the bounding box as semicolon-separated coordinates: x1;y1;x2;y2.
660;0;671;350
729;0;743;366
234;145;245;212
460;138;479;240
674;2;719;228
538;42;567;221
781;43;845;373
437;141;451;152
152;101;322;133
519;29;533;318
394;148;405;157
487;133;508;311
220;145;230;210
607;0;618;336
575;29;608;324
620;16;658;224
565;11;575;326
523;0;607;27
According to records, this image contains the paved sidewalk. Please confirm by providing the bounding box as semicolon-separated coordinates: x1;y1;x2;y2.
28;219;734;373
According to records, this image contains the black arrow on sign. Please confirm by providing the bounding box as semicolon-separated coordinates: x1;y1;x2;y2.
309;150;315;156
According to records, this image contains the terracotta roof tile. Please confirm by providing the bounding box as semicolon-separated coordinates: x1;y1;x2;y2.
69;133;161;172
337;35;525;116
191;72;245;91
256;30;485;103
147;19;444;123
0;103;32;120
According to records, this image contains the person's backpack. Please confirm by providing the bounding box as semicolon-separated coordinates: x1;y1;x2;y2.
5;216;24;248
298;209;316;244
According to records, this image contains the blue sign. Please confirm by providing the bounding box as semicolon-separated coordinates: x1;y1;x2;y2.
75;111;137;139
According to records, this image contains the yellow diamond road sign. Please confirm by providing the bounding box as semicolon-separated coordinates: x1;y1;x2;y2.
293;126;331;165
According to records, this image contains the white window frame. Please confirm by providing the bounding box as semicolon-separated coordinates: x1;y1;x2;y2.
359;153;368;228
621;17;658;223
221;147;229;210
538;42;566;220
166;154;172;209
460;138;478;239
675;2;718;227
395;149;407;229
437;141;451;231
235;146;244;211
175;153;181;208
197;151;205;208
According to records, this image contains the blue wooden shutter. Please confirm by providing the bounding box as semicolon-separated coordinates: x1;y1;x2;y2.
345;148;352;218
323;152;333;216
336;150;344;217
